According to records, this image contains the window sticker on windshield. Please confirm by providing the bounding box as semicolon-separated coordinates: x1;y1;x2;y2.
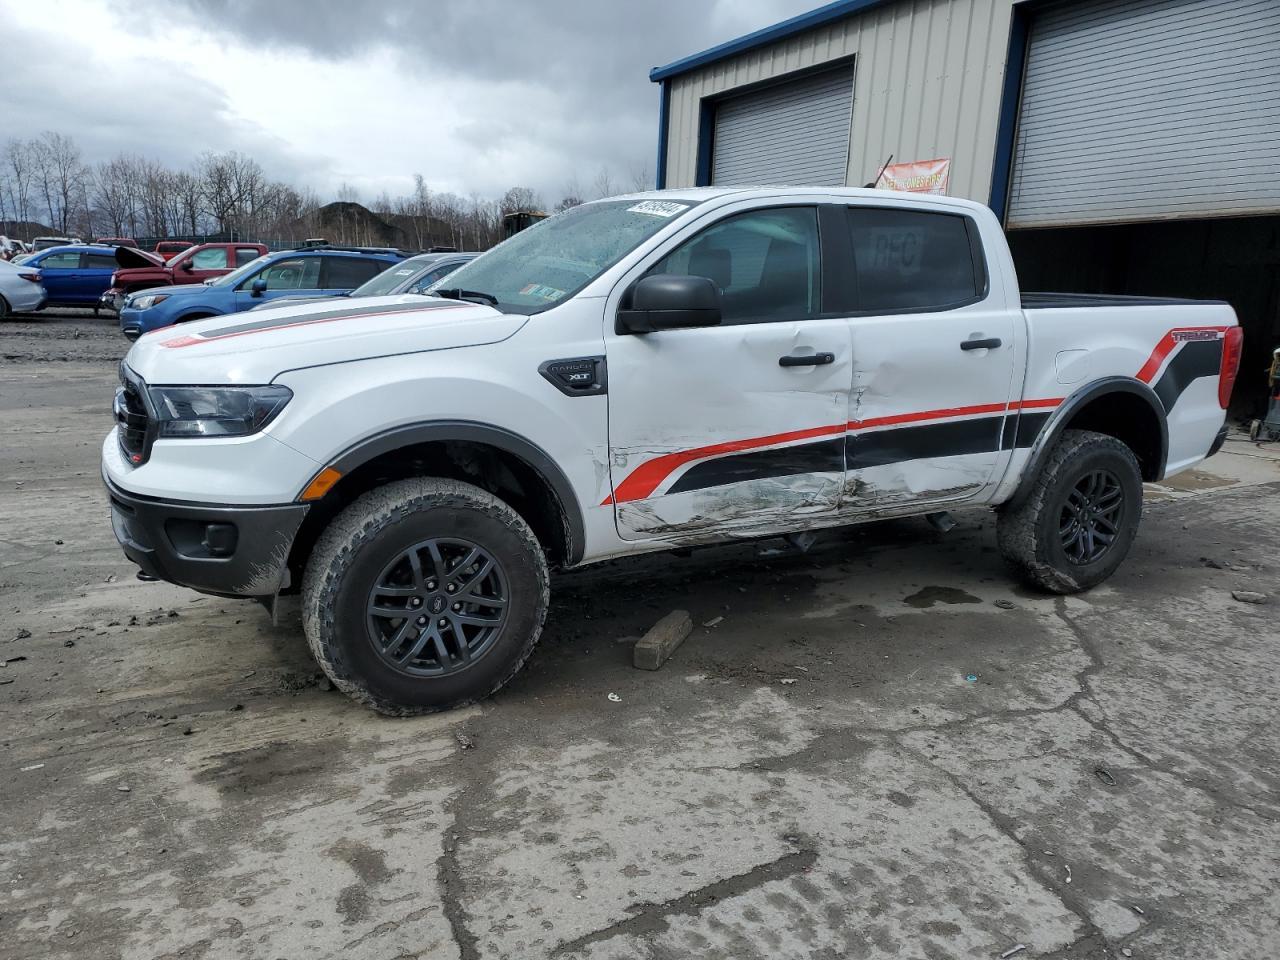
520;282;566;301
627;200;690;218
393;268;415;276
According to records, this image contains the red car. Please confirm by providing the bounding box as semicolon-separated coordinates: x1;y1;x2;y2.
154;240;195;261
95;237;139;248
101;242;269;312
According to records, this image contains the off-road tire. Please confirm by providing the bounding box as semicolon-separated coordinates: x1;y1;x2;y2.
997;429;1143;594
302;478;550;715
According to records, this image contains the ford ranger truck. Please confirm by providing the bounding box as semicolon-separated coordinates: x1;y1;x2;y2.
102;188;1242;715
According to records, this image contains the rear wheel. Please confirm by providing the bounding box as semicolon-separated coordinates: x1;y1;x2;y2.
302;478;550;715
997;430;1143;593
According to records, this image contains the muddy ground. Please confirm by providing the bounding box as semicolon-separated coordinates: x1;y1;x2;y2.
2;309;1279;960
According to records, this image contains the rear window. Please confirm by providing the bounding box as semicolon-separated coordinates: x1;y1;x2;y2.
85;254;118;269
235;248;261;267
847;208;984;312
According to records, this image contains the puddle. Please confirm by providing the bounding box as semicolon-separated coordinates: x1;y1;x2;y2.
903;586;983;608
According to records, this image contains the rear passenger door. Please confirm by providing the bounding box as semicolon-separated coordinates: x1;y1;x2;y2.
840;205;1019;510
321;256;386;296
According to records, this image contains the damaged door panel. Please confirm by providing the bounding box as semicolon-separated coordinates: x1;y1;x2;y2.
838;205;1023;512
605;205;853;542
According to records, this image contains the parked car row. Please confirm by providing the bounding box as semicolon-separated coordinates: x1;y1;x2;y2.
0;233;476;336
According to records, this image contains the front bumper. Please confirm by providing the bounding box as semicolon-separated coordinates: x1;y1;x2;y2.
104;474;309;598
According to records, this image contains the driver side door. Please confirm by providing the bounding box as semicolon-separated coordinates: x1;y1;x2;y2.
605;205;852;542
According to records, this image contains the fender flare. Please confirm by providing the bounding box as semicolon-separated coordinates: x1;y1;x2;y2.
1006;377;1168;509
324;420;586;565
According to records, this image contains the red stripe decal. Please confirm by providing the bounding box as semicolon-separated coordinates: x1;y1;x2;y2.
159;303;473;348
604;422;848;505
604;398;1065;505
1134;326;1231;383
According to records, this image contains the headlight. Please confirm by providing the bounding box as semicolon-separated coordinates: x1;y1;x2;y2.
132;294;170;309
147;385;292;438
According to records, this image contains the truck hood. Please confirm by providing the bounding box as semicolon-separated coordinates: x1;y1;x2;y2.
124;294;525;385
115;246;166;268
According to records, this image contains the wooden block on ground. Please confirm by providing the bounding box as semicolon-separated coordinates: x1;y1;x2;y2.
633;609;692;671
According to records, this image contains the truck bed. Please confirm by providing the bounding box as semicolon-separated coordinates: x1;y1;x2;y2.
1021;292;1228;310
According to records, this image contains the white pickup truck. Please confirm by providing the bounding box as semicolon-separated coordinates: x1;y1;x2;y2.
103;188;1242;714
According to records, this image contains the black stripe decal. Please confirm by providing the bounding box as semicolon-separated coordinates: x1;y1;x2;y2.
664;412;1055;496
198;300;456;338
848;416;1004;469
1152;339;1221;412
666;438;844;495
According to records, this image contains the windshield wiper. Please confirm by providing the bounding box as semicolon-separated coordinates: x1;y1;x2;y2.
434;288;498;307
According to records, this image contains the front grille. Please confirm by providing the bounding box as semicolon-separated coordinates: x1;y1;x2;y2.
115;363;153;465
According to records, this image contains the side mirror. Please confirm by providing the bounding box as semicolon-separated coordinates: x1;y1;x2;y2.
616;274;721;335
250;277;268;297
180;260;194;271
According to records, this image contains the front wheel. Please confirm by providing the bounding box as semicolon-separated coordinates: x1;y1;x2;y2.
997;430;1143;594
302;478;550;715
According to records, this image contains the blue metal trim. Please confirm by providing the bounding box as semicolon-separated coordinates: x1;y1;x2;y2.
989;3;1034;222
694;99;716;187
656;80;671;189
649;0;894;82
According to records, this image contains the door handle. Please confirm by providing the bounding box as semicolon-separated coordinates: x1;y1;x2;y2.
960;337;1002;351
779;352;835;367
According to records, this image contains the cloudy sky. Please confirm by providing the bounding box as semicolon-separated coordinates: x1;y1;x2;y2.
4;0;817;205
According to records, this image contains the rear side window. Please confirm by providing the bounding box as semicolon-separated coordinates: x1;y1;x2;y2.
647;206;820;325
324;256;386;288
40;252;80;269
847;208;984;312
235;248;261;267
85;253;118;269
191;248;229;269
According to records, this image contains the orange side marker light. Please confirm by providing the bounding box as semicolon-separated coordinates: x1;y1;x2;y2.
300;467;343;501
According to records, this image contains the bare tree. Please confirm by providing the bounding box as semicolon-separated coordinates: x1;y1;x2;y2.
628;162;652;192
591;166;617;200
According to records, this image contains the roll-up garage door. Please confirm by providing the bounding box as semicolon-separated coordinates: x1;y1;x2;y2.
1008;0;1280;228
711;66;855;187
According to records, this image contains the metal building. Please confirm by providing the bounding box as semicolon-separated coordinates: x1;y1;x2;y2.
649;0;1280;407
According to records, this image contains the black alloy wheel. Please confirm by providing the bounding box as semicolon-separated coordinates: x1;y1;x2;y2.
366;537;508;676
1058;468;1125;565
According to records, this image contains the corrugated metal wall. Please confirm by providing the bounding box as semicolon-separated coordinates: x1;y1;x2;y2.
711;66;856;186
662;0;1017;202
1008;0;1280;227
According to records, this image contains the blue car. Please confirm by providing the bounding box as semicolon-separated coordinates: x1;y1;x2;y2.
22;244;121;310
118;246;410;340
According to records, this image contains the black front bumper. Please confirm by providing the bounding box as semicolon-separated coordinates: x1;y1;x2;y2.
104;476;309;598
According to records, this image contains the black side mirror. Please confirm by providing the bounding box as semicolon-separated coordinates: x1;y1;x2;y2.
617;274;721;335
180;260;194;271
250;277;268;297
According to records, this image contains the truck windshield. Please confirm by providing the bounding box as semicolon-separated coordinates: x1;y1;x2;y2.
208;254;272;287
427;199;696;315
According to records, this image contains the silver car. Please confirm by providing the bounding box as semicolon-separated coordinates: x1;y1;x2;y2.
0;259;46;317
249;251;478;311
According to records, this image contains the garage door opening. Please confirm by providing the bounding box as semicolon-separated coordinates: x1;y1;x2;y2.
1008;215;1280;416
707;64;855;187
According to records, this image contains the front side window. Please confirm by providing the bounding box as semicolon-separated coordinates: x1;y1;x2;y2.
247;257;321;291
847;208;983;312
40;252;81;269
646;206;820;325
191;248;229;270
324;256;385;288
410;262;465;293
428;199;700;315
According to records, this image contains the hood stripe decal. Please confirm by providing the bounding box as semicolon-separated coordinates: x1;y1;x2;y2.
160;301;473;348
